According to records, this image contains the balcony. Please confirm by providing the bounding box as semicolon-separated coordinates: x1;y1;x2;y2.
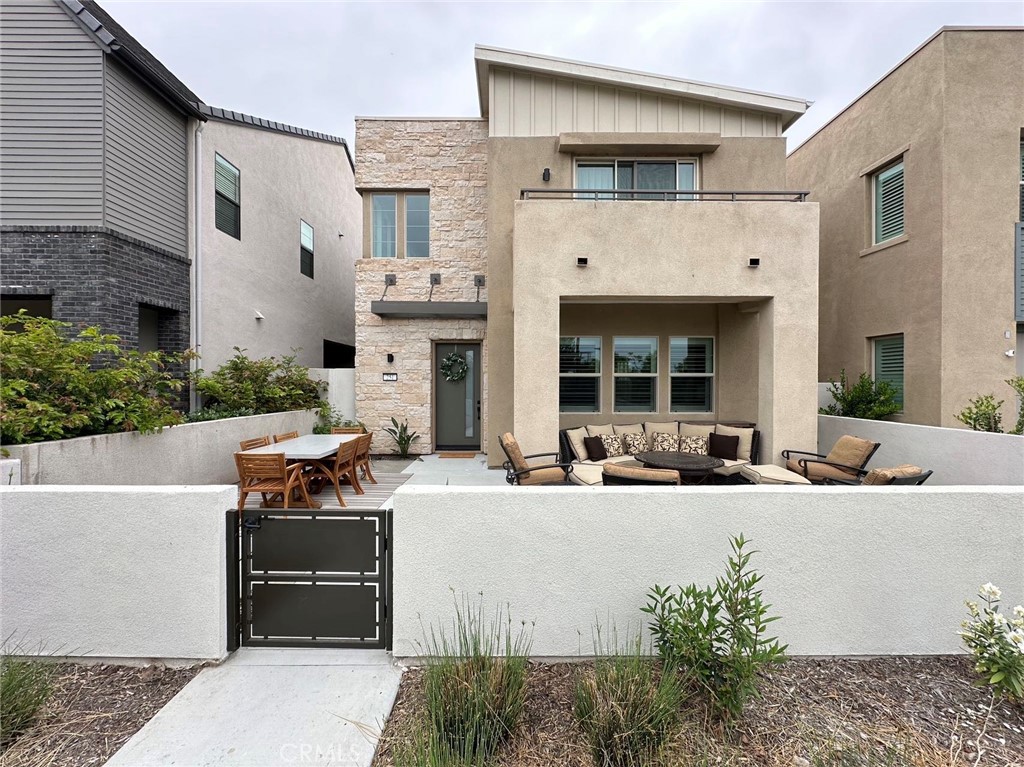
520;188;809;202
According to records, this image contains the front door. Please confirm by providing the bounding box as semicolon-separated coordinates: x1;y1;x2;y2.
435;342;481;450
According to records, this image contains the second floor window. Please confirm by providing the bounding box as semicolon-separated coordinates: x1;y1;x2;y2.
300;220;314;279
372;194;397;258
215;154;240;239
371;192;430;258
576;159;697;200
872;160;904;244
406;194;430;258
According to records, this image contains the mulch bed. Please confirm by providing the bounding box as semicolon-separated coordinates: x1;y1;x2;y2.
2;662;199;767
374;657;1024;766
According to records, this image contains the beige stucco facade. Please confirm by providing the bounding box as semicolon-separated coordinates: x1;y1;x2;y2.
788;28;1024;427
200;118;359;371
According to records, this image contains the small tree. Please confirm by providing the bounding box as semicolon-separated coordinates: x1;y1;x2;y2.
955;394;1004;433
191;347;323;415
819;369;901;420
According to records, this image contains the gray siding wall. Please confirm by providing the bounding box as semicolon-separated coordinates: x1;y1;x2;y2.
103;59;188;255
0;0;104;225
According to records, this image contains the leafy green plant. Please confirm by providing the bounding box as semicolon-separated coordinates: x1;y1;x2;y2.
1006;376;1024;435
384;417;420;459
819;370;901;420
184;404;257;423
418;595;532;765
955;393;1004;432
642;535;787;721
1;642;54;747
191;347;323;415
960;582;1024;701
0;312;187;444
574;629;684;767
311;402;364;435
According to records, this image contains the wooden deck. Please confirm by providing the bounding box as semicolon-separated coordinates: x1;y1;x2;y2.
240;472;411;511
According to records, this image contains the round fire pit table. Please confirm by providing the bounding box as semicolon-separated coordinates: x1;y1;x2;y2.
635;451;724;485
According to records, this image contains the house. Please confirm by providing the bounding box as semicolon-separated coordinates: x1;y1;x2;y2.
355;46;820;465
788;27;1024;428
0;0;359;383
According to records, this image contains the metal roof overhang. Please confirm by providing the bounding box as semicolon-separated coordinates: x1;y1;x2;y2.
370;301;488;319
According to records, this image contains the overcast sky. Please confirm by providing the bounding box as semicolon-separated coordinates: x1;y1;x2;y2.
104;0;1022;152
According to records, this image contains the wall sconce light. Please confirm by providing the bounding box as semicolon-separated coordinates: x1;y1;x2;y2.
576;257;589;268
387;353;395;364
428;273;441;301
474;274;485;301
254;309;265;320
542;168;551;182
381;273;397;300
747;258;760;268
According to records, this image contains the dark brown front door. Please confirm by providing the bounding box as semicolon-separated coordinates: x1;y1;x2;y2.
435;342;481;450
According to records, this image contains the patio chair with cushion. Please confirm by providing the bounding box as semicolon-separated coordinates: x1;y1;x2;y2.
306;439;362;506
824;465;933;486
234;452;313;512
782;435;880;484
602;463;680;486
273;431;299;443
499;432;574;486
239;435;271;451
353;432;377;484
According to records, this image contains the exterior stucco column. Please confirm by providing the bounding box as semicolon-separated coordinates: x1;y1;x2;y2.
512;289;561;455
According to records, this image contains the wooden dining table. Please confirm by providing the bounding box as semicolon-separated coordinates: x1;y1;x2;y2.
241;433;362;508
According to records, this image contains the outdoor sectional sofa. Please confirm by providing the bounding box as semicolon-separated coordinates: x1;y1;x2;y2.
558;421;760;486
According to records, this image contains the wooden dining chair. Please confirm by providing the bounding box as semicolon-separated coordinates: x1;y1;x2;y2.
239;435;271;451
306;440;362;507
234;452;312;513
331;426;365;434
354;432;377;484
273;431;299;443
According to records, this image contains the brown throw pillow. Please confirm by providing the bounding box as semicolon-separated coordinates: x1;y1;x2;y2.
599;434;624;458
583;436;608;461
708;432;739;461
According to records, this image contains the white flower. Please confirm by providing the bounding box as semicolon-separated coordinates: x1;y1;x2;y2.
992;612;1008;627
1014;605;1024;619
980;583;1002;601
1008;630;1024;646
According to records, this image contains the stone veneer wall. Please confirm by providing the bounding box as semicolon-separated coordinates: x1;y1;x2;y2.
354;119;488;454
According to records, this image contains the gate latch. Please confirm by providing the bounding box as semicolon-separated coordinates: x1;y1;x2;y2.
242;516;262;531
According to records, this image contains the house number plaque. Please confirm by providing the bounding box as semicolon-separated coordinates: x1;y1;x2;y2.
382;373;398;382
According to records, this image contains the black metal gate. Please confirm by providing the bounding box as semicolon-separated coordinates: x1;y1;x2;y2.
227;509;392;649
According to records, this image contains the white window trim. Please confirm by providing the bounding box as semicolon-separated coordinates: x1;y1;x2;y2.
558;336;602;414
871;159;905;246
668;336;715;414
574;157;700;197
612;335;658;414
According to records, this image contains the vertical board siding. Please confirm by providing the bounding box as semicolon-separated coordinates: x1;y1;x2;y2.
0;1;104;224
103;59;188;255
489;68;783;138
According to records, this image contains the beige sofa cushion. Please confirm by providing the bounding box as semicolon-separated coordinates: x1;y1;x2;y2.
587;424;615;437
786;458;856;482
565;427;589;462
613;423;644;436
603;463;680;484
862;464;924;485
569;455;637;485
679;423;715;439
740;464;811;485
519;466;568;485
644;421;679;441
715;425;754;461
712;458;750;476
825;435;878;473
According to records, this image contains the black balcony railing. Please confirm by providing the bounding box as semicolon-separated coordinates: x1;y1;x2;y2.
519;188;810;202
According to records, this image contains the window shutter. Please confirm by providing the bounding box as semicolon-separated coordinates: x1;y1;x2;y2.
215;156;239;202
875;162;904;243
874;336;904;409
1015;223;1024;322
1018;142;1023;222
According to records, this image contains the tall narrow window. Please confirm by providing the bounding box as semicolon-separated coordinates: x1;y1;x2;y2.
613;337;657;412
214;154;240;239
873;334;905;411
669;337;714;412
873;160;904;244
372;194;397;258
300;220;314;279
559;336;601;413
405;194;430;258
1018;141;1023;222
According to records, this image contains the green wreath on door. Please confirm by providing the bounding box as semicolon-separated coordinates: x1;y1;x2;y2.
440;351;468;383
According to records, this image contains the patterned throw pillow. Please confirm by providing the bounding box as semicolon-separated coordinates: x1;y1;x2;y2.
679;435;708;455
599;434;624;458
650;432;679;452
622;433;648;456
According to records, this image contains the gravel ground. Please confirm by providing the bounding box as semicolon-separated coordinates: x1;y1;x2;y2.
374;657;1024;767
1;662;199;767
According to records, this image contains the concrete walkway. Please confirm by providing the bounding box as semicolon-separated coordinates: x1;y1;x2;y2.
106;649;402;767
401;452;508;486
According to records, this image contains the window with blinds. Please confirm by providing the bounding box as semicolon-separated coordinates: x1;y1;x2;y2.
559;336;601;413
371;194;397;258
300;220;314;279
873;160;904;244
214;154;240;239
873;335;904;411
613;337;657;412
669;337;714;413
1018;141;1023;222
406;194;430;258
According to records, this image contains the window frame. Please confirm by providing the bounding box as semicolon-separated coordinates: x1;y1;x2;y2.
558;336;602;414
872;333;905;412
612;335;659;414
871;159;905;245
574;158;700;200
214;153;241;240
668;336;715;414
371;193;398;258
1018;140;1023;222
300;219;314;279
405;193;430;259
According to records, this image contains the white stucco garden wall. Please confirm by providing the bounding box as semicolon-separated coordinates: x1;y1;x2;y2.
309;368;357;421
392;485;1024;658
818;415;1024;485
0;485;234;662
5;409;317;485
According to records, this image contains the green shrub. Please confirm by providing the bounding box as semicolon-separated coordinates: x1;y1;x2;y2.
574;631;683;767
960;583;1024;701
955;393;1004;432
1;647;53;747
0;312;187;444
184;404;257;423
1006;376;1024;435
384;417;420;458
419;596;532;765
642;535;786;721
819;370;901;420
192;347;323;415
311;402;364;435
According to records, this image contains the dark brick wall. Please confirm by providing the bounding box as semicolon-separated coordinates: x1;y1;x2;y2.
0;226;190;355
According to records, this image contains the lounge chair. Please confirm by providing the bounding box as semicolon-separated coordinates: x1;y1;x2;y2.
824;465;933;486
782;435;880;484
499;432;574;485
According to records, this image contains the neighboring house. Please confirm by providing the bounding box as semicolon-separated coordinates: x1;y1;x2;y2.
0;0;201;358
356;46;819;465
197;106;359;372
788;27;1024;428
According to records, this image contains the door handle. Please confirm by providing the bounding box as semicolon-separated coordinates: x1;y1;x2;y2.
476;400;481;419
